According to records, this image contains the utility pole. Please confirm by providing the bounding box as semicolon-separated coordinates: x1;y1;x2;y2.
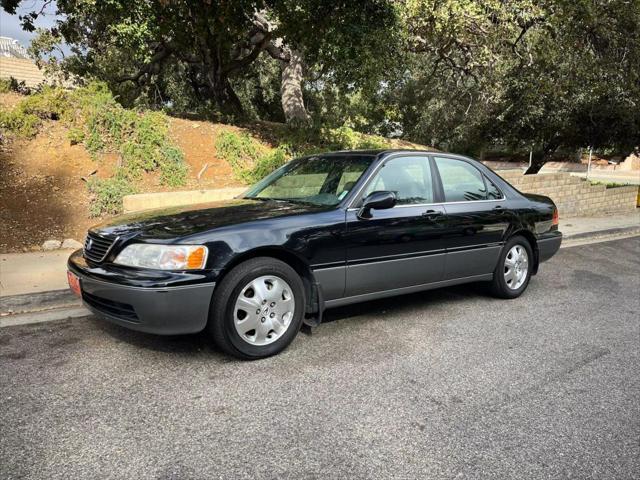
586;147;593;181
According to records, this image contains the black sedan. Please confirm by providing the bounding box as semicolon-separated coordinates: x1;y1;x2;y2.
68;150;562;359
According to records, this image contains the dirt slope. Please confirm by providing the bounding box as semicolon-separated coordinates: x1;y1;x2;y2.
0;92;431;253
0;102;247;252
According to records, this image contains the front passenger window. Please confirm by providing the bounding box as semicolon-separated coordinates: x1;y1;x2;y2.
363;156;433;205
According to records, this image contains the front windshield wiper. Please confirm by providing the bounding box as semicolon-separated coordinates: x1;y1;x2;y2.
246;196;323;206
272;198;318;205
245;196;273;201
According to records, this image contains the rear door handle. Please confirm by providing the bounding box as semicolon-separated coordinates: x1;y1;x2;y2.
422;209;443;220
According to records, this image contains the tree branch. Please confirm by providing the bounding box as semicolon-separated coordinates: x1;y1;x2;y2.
223;31;272;75
117;42;173;85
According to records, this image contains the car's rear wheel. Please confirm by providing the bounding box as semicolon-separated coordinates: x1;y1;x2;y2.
208;257;305;359
490;235;533;299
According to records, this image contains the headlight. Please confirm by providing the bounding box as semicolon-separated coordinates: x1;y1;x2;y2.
114;244;208;270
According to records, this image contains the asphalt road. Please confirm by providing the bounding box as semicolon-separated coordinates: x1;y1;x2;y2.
1;237;639;480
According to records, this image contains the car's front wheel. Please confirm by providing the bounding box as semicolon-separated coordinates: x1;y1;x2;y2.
490;235;533;299
208;257;305;359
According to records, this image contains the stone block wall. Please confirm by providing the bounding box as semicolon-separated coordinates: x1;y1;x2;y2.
497;170;639;217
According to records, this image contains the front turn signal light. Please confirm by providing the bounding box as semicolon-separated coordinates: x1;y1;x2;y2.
186;246;207;269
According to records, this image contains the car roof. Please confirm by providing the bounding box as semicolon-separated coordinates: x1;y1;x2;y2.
318;149;477;163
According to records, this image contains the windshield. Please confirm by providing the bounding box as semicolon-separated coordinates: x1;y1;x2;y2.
244;154;374;206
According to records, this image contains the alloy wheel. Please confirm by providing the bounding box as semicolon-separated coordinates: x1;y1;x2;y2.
233;275;296;346
504;244;529;290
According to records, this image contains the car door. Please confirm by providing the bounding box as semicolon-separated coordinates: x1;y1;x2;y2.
343;155;447;297
432;156;511;280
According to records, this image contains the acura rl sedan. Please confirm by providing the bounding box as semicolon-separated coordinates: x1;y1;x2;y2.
68;150;562;359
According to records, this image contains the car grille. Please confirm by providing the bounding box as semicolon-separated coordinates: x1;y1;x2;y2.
84;232;117;263
82;291;139;322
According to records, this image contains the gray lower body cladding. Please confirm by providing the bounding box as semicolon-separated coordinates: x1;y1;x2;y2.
78;274;215;335
538;232;563;263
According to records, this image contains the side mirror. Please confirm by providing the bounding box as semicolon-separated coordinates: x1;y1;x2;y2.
358;191;397;219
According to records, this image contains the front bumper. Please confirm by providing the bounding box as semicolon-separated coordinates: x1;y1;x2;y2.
538;231;562;263
68;249;216;335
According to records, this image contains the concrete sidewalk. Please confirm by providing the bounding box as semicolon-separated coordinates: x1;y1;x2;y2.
0;211;638;317
560;211;640;241
0;249;76;297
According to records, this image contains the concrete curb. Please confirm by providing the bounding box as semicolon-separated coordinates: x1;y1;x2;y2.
0;289;80;315
1;227;638;328
0;306;89;328
562;225;640;241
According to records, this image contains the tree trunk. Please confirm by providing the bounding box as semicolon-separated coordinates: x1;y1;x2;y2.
209;70;244;119
280;50;310;125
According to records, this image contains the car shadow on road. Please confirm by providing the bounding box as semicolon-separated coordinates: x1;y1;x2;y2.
87;282;491;357
322;282;490;324
88;316;230;360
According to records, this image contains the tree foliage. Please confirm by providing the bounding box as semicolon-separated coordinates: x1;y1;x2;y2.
5;0;398;122
3;0;639;159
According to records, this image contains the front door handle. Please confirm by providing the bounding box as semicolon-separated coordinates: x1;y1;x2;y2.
422;209;443;220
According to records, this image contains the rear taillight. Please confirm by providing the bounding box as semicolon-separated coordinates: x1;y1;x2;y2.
552;207;559;226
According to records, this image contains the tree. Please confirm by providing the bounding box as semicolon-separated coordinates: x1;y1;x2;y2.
3;0;399;123
393;0;640;159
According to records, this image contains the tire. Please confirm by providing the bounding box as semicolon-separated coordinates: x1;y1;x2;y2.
490;235;533;299
207;257;305;360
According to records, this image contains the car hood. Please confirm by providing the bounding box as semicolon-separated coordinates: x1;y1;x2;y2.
91;198;331;241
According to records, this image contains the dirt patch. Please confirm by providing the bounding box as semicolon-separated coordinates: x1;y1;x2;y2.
0;122;101;252
0;101;247;252
167;118;244;189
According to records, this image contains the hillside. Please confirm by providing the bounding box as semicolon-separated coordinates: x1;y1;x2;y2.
0;89;429;253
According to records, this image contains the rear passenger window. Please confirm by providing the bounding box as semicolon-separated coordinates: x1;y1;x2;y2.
435;157;488;202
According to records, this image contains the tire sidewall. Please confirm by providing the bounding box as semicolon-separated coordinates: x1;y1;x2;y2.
217;259;305;358
495;236;533;298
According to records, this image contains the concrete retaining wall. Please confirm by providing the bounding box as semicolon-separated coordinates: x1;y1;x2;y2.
123;187;246;213
498;170;639;216
0;57;45;88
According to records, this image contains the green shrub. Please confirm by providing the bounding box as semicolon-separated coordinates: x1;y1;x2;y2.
215;130;259;180
19;86;73;120
159;145;189;187
215;131;292;183
322;126;391;151
87;174;137;217
244;146;289;184
0;77;30;94
358;135;389;150
67;127;85;145
0;109;40;137
0;78;11;94
323;126;362;150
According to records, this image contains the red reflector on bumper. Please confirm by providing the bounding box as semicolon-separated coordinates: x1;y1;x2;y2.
67;271;81;297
